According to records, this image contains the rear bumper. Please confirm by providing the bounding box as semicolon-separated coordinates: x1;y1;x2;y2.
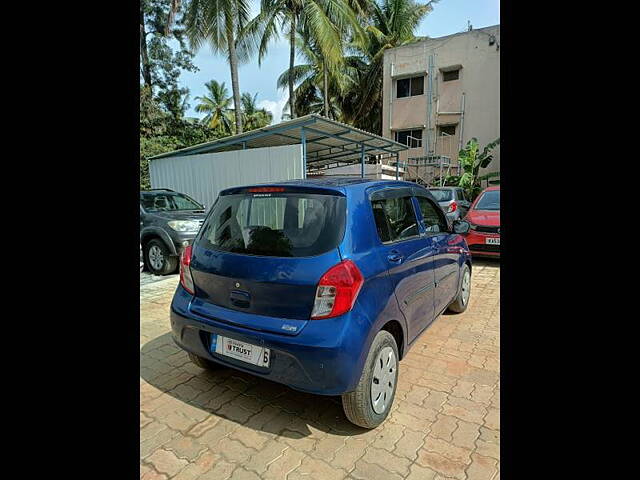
170;285;365;395
465;230;500;257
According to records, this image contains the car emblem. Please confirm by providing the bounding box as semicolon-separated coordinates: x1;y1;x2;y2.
235;282;240;288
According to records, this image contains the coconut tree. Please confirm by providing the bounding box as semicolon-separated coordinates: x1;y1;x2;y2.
185;0;252;133
241;92;273;130
194;80;234;134
243;0;364;119
277;29;354;119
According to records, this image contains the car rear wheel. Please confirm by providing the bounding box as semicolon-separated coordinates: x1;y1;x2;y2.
188;352;219;370
341;330;398;429
447;263;471;313
144;239;178;275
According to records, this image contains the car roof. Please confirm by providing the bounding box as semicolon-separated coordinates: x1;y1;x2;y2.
220;177;423;195
483;186;501;192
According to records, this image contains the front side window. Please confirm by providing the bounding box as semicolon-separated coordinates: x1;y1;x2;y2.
140;192;204;212
371;196;419;243
198;192;346;257
416;196;448;233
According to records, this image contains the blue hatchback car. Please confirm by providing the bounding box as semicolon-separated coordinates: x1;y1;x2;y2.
170;178;472;428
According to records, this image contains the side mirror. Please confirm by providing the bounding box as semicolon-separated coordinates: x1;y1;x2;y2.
452;220;470;234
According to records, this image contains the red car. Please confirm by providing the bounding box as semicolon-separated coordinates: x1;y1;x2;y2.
463;186;500;257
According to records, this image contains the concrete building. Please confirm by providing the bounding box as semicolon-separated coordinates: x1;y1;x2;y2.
382;25;500;186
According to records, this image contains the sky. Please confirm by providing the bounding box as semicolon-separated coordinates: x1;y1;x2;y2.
177;0;500;123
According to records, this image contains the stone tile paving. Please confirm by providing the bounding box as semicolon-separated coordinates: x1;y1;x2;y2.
140;259;500;479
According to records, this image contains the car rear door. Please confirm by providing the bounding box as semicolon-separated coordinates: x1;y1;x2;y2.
414;193;459;316
369;187;437;343
187;186;346;335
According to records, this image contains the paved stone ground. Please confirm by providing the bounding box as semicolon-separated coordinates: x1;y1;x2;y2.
140;270;179;288
140;260;500;480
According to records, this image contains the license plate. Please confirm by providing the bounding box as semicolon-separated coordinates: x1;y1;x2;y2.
486;237;500;245
210;334;270;367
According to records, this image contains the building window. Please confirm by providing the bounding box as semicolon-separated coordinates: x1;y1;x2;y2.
395;129;423;148
438;125;456;136
442;69;460;82
396;76;424;98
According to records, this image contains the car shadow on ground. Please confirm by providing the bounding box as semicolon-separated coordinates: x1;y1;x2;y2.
140;333;372;439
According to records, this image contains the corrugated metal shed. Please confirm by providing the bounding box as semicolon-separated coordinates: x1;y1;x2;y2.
149;144;302;209
149;114;408;171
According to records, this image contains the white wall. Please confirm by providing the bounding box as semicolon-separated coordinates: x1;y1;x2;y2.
149;144;303;209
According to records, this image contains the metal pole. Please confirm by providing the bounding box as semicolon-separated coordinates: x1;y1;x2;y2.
242;141;247;150
395;153;399;180
360;143;365;178
301;128;307;179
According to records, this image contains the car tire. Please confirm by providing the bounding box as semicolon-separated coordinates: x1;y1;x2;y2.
448;263;471;313
188;352;218;370
144;239;178;275
341;330;399;429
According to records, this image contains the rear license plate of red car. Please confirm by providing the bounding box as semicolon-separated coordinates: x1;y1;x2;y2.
486;237;500;245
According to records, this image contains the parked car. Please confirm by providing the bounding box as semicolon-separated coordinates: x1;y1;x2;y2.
463;186;500;257
140;189;207;275
170;179;472;428
427;186;471;221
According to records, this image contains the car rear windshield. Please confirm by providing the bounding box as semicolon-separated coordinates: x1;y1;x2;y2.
197;192;346;257
429;189;453;202
141;192;203;212
474;190;500;211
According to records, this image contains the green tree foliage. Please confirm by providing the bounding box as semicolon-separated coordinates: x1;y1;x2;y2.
241;92;274;130
456;137;501;200
140;86;222;189
194;80;235;133
244;0;364;119
140;0;198;117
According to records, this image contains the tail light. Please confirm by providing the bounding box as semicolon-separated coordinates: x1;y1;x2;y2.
180;245;195;294
448;201;458;213
311;260;364;319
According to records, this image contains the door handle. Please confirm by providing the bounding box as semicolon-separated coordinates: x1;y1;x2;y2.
387;251;403;263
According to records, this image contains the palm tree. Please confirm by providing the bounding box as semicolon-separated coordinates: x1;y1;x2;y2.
341;0;436;133
194;80;234;134
185;0;252;133
244;0;363;119
278;30;351;119
241;92;273;130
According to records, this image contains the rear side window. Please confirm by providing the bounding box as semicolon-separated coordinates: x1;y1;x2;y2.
457;189;466;201
371;196;419;243
198;193;346;257
429;189;452;202
416;197;448;233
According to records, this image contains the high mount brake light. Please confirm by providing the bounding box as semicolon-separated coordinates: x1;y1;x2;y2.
180;245;195;294
311;260;364;319
248;187;285;193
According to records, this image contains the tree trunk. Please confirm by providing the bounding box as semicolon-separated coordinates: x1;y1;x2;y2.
226;21;243;134
323;60;329;118
289;15;297;119
140;9;152;88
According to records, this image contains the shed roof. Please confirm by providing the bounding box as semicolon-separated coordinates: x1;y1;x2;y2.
149;114;407;168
